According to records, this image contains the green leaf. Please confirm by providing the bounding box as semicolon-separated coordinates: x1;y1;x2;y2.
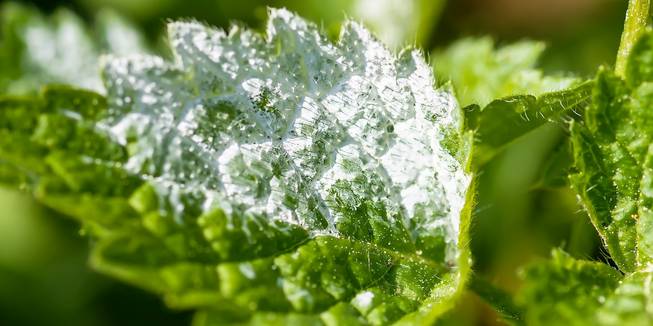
517;29;653;325
519;250;653;325
517;249;622;326
465;81;592;168
572;31;653;272
0;2;147;95
595;269;653;325
570;64;653;273
433;37;577;108
0;9;473;325
434;38;591;168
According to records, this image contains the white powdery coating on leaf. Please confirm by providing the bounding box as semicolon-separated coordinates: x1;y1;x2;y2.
101;9;470;253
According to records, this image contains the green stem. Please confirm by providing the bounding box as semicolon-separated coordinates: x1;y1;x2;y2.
616;0;651;77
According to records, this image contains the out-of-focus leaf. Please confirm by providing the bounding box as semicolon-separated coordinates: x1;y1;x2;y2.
519;249;653;325
0;2;147;95
78;0;445;49
433;37;577;108
518;249;622;326
267;0;445;48
468;275;524;325
531;137;574;189
0;9;474;325
596;270;653;325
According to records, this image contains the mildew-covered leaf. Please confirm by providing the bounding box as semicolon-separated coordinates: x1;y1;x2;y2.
0;8;472;325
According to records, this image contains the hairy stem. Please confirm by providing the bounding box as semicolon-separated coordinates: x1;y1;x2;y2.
616;0;651;77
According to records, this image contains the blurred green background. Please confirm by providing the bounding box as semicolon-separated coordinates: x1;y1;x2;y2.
0;0;629;325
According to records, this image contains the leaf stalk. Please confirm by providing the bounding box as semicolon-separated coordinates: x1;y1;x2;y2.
616;0;651;77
